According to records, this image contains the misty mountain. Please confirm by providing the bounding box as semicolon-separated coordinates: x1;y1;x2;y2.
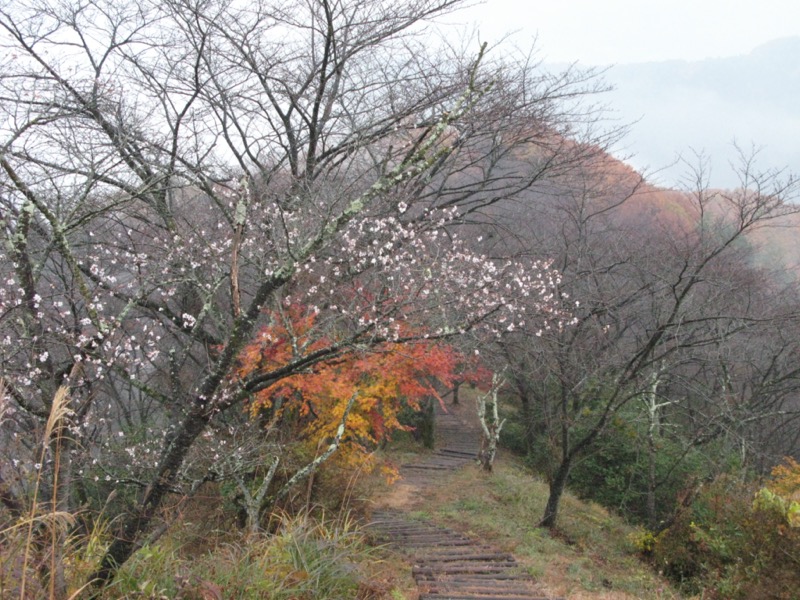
601;37;800;189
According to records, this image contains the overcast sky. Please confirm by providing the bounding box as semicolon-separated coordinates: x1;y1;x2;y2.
450;0;800;65
440;1;800;188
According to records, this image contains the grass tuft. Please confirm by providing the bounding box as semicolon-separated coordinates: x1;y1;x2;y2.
103;509;403;599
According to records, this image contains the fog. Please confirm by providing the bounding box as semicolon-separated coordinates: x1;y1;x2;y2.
603;37;800;189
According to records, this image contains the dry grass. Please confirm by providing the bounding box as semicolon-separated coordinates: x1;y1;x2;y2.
99;509;414;599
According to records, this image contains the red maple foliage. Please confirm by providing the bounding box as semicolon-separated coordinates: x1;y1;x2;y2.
236;304;489;472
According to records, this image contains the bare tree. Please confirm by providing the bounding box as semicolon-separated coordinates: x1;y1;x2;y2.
480;154;799;528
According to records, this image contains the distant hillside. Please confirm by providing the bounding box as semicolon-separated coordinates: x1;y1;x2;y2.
583;146;800;280
601;37;800;189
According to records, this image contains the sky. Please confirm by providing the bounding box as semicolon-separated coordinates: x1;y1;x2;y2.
441;1;800;188
451;0;800;65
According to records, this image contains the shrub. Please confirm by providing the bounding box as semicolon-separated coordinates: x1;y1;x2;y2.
650;474;800;599
566;416;716;526
106;510;376;599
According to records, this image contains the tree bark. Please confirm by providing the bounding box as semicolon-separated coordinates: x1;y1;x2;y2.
647;434;657;529
476;373;505;473
540;458;571;528
90;405;212;591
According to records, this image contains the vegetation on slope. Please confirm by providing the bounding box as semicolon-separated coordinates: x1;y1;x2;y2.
401;457;683;599
498;392;800;599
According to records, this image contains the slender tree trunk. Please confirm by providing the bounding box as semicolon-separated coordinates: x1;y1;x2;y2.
647;433;657;529
519;391;542;457
644;367;666;529
236;457;280;535
536;378;572;528
507;369;538;456
90;407;212;591
245;503;260;536
477;373;505;473
90;272;292;591
47;542;68;600
420;398;435;449
540;458;571;528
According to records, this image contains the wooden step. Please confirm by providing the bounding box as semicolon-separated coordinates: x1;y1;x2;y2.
366;404;558;599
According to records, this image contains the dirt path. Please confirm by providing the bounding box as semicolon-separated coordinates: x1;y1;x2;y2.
368;401;560;600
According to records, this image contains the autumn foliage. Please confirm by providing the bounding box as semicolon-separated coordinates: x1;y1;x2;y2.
236;304;489;473
767;456;800;501
649;462;800;598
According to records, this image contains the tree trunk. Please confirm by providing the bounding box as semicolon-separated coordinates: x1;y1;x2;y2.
476;373;505;473
90;406;212;591
647;434;657;529
518;392;538;456
478;436;497;473
89;271;293;591
508;370;541;456
643;367;666;529
419;398;435;449
540;458;571;528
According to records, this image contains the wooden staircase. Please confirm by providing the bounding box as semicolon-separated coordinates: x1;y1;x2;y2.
368;402;559;600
